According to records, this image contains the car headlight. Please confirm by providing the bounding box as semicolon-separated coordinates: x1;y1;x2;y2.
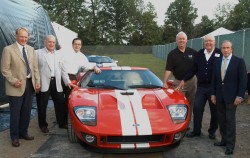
167;104;188;124
74;106;96;126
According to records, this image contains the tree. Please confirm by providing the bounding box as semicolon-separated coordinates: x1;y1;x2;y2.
164;0;198;37
227;0;250;30
129;2;162;45
79;0;103;45
214;2;234;29
162;25;178;43
35;0;164;45
97;0;133;44
34;0;87;33
193;15;215;38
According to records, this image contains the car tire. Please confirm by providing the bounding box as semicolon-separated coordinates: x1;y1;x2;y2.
67;114;79;143
171;141;181;148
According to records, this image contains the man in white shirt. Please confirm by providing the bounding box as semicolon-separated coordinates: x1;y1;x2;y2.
62;38;101;108
179;35;222;139
63;38;101;78
36;35;74;133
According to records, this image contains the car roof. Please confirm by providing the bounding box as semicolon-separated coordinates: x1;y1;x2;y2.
99;66;148;70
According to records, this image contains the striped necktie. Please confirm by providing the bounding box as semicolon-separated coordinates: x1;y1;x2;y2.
22;47;31;75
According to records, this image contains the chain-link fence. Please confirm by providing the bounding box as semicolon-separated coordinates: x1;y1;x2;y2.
152;28;250;70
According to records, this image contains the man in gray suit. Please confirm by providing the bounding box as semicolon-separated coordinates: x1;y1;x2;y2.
1;27;40;147
36;35;73;133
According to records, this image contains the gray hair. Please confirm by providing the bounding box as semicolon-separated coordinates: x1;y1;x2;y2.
221;40;233;49
45;35;56;42
176;31;187;40
16;27;30;36
203;34;215;41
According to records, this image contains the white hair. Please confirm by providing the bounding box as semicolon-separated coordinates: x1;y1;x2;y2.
203;34;215;41
45;35;56;42
176;31;187;40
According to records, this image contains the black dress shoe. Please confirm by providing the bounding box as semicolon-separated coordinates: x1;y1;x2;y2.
225;148;233;155
208;133;216;139
59;124;68;129
20;135;34;140
41;127;49;133
214;141;226;146
186;131;201;138
12;139;20;147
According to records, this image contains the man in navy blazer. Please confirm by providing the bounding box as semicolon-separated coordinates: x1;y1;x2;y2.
211;40;247;155
179;35;222;139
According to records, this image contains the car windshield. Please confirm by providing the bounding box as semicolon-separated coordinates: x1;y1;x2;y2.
88;56;113;63
80;69;163;90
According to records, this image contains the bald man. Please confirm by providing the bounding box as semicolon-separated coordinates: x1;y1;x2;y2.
35;35;73;133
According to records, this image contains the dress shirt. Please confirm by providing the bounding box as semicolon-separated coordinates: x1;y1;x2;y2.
45;48;55;77
221;53;232;72
204;48;214;61
16;42;31;78
63;51;93;75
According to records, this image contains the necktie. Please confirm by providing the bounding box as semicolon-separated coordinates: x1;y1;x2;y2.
221;58;227;80
22;47;31;75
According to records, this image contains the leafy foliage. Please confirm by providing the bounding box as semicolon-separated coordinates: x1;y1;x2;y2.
193;15;215;38
227;0;250;30
164;0;197;38
34;0;250;45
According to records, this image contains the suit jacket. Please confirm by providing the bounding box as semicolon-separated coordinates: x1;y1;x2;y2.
211;55;247;104
183;48;222;85
1;43;40;96
35;48;70;92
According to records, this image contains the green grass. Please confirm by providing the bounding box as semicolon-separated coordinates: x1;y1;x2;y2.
103;54;166;80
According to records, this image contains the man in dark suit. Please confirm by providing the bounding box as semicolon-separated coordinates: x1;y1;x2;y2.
1;27;40;147
211;40;247;155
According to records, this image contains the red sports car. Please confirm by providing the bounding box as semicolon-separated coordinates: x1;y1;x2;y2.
67;67;190;152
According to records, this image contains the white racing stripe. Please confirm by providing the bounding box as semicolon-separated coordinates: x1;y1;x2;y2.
129;90;152;136
115;90;136;136
121;144;135;149
136;143;150;149
115;89;152;149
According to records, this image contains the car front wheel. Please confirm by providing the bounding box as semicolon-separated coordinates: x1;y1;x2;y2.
67;114;79;143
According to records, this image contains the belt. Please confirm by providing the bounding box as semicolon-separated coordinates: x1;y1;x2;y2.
50;77;55;80
68;73;76;76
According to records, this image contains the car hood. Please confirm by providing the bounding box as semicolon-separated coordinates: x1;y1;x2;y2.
96;89;188;135
70;88;188;135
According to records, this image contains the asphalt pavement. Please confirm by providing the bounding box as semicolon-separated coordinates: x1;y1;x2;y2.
2;97;250;158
